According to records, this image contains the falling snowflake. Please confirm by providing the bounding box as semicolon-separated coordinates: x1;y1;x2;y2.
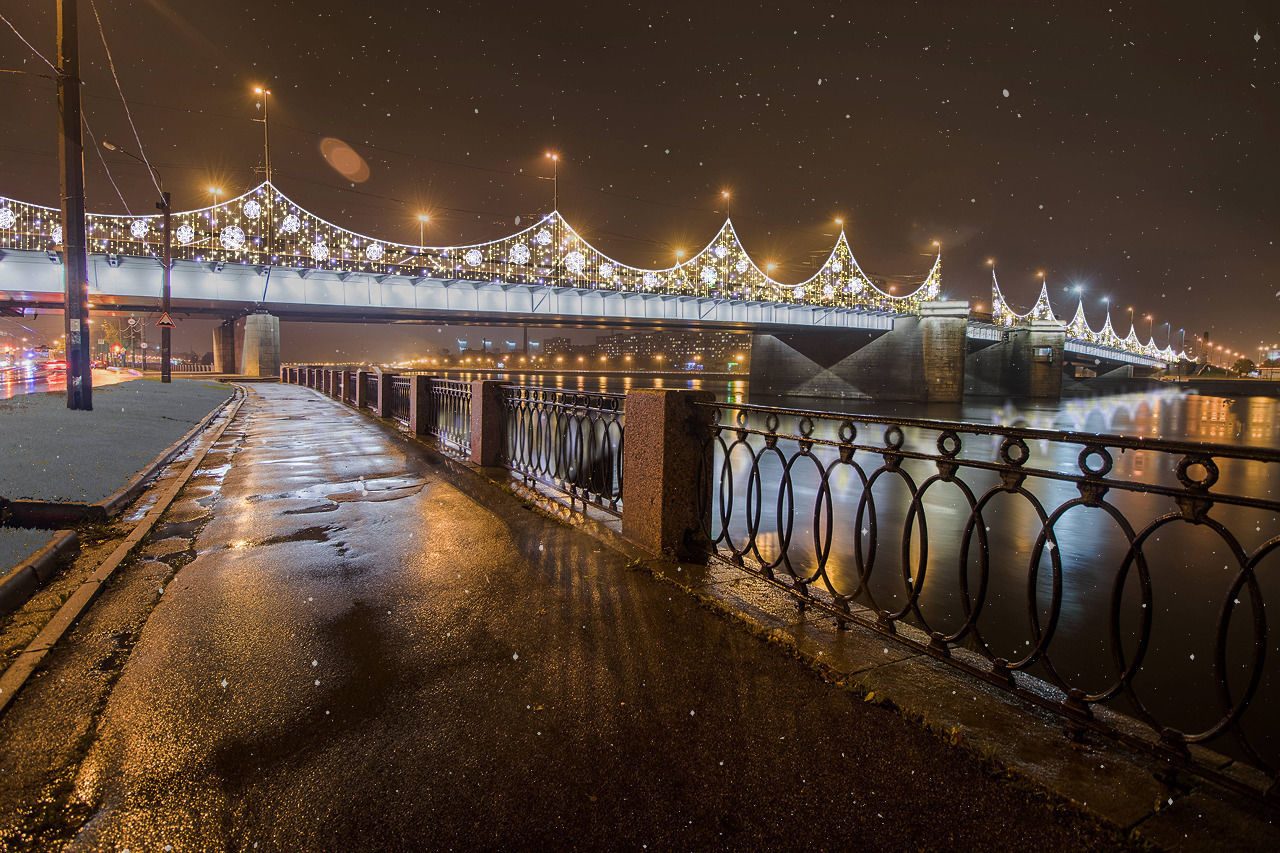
365;242;384;261
220;225;245;250
792;286;804;299
642;271;659;289
311;242;330;261
1002;88;1010;98
509;243;531;265
735;259;749;274
242;200;262;219
130;219;148;238
700;266;718;286
280;214;301;233
831;261;844;274
0;208;14;229
822;284;835;299
176;224;196;245
464;248;483;266
51;225;63;244
1255;31;1262;43
535;228;553;246
563;251;586;274
713;245;728;259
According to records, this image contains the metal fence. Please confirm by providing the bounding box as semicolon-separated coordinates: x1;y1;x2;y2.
427;378;472;455
501;386;625;515
362;373;379;410
389;376;411;425
346;372;357;404
697;400;1280;797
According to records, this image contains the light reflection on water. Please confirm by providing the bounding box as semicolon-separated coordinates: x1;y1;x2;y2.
445;370;1280;763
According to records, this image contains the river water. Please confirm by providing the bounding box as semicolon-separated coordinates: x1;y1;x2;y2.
451;370;1280;766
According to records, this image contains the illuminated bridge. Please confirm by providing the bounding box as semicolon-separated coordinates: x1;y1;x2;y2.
0;182;1190;399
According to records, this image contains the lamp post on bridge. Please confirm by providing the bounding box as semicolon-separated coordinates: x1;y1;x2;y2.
102;140;171;383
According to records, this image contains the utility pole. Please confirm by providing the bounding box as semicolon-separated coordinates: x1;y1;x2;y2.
57;0;92;410
159;191;171;382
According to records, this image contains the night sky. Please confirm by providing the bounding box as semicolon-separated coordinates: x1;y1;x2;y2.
2;1;1277;360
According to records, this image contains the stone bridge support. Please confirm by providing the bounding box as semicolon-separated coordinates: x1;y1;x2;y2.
240;312;280;378
212;319;237;374
965;320;1065;399
747;301;969;403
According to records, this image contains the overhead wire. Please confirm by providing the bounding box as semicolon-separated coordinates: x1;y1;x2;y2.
0;12;58;74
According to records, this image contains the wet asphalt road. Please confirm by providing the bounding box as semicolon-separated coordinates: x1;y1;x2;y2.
45;384;1131;851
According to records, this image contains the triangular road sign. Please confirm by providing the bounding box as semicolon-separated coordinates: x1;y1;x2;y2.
157;312;175;328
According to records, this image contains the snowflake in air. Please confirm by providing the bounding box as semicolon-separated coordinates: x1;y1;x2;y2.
242;200;262;219
831;261;843;274
464;248;483;266
311;242;330;261
176;224;196;245
713;245;728;259
822;284;835;299
735;259;748;274
220;225;246;250
280;214;301;233
51;225;62;245
563;251;586;275
642;271;659;289
365;242;385;261
535;229;552;247
700;266;718;286
130;219;148;238
0;208;14;229
509;243;530;265
792;286;804;300
599;263;614;279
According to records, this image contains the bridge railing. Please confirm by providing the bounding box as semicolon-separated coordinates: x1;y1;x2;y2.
388;376;411;426
426;379;472;456
500;385;625;516
693;399;1280;798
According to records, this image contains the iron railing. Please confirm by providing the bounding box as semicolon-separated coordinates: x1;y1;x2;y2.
427;378;472;454
362;373;379;410
501;386;625;515
346;372;357;404
389;376;411;425
697;400;1280;799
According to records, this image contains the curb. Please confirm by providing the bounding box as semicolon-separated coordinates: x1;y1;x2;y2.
0;529;79;616
1;387;237;529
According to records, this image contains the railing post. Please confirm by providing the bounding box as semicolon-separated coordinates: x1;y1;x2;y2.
279;364;288;383
376;372;397;416
335;369;346;401
408;375;431;436
355;370;370;409
621;389;714;559
469;380;505;467
323;369;333;396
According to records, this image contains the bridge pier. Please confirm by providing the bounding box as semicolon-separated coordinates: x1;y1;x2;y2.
966;320;1065;399
212;319;237;374
240;312;280;378
747;300;969;403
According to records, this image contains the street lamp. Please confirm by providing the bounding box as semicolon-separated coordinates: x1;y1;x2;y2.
721;190;731;218
417;213;430;246
1146;314;1154;340
253;86;272;183
103;139;172;383
208;186;223;243
544;152;559;210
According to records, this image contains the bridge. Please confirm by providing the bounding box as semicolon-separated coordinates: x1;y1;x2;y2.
0;182;1191;399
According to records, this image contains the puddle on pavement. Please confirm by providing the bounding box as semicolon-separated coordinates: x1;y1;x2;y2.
251;526;336;547
283;503;340;515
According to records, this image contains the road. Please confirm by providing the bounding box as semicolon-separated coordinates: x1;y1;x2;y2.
0;383;1136;851
0;366;139;400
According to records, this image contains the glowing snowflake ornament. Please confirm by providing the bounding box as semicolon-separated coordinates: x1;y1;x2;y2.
220;225;245;250
509;243;530;265
280;214;301;233
822;284;835;299
51;225;63;244
312;242;330;261
130;219;148;238
700;266;718;286
850;278;864;293
0;208;16;229
563;251;586;275
365;243;385;262
792;286;805;300
599;263;614;279
464;248;483;267
831;261;843;274
642;272;659;289
735;259;749;274
242;200;262;219
713;246;728;259
535;229;553;247
176;224;196;245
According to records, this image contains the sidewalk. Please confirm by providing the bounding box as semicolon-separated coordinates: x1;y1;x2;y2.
1;383;1142;850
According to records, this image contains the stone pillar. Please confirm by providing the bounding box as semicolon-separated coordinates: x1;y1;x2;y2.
1027;320;1066;400
469;380;506;467
212;319;237;374
376;371;397;416
918;300;970;403
621;389;714;560
355;370;370;409
240;312;280;378
408;375;432;436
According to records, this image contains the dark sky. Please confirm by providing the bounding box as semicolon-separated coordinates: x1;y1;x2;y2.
2;1;1277;359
